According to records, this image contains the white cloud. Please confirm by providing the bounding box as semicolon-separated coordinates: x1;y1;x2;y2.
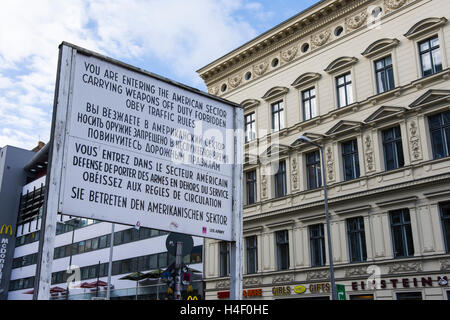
0;0;259;149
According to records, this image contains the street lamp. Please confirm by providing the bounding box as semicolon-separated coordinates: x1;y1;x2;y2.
296;135;337;300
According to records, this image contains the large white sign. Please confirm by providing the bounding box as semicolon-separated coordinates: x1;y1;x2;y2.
58;48;241;241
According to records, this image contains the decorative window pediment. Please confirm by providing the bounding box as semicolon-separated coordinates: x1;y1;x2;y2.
241;99;260;109
409;89;450;108
364;106;408;124
325;120;363;137
404;17;448;39
324;56;358;74
361;38;400;58
260;144;290;163
290;132;325;147
291;72;322;89
262;86;289;101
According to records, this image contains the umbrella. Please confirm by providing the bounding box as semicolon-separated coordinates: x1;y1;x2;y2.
79;282;96;289
119;272;149;300
143;268;164;279
50;286;66;293
119;272;148;281
90;280;108;287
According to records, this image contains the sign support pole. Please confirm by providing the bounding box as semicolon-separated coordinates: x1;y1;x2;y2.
230;107;244;300
175;241;183;300
106;223;115;300
33;45;74;300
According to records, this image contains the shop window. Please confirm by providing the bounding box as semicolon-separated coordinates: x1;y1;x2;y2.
396;292;422;300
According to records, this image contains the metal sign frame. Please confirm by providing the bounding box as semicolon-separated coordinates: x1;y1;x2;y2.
34;42;243;300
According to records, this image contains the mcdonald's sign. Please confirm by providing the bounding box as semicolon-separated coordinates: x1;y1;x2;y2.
0;225;13;236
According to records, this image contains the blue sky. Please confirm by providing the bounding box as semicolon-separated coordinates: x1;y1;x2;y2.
0;0;319;149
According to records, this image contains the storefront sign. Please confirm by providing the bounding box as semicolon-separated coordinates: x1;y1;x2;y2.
217;289;262;299
0;224;14;299
352;276;449;290
309;283;331;294
272;286;291;296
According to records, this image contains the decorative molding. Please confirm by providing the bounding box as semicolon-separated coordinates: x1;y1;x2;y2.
262;86;289;101
364;105;408;124
408;120;422;161
424;189;450;199
281;45;298;62
208;86;219;96
404;17;448;39
440;259;450;271
228;73;242;88
291;72;322;89
363;134;375;173
291;132;325;147
291;156;299;190
243;276;262;286
253;60;269;76
260;144;291;163
216;280;230;289
345;9;368;30
325;120;363;137
241;99;260;109
375;196;418;208
324;56;358;74
199;0;400;86
326;146;335;182
409;89;450;109
307;270;330;280
388;262;423;274
272;273;294;284
266;219;295;229
345;266;369;277
311;29;331;48
335;204;371;215
261;172;268;199
384;0;407;11
361;38;400;58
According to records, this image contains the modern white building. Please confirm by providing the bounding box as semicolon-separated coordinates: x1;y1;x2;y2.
2;144;204;300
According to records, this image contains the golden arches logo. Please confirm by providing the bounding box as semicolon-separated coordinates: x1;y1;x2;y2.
0;225;13;236
187;296;198;300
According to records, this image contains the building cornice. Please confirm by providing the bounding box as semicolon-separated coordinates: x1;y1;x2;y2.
198;0;375;85
199;0;423;94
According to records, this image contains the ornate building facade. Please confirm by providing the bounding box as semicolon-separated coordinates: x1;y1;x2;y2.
198;0;450;300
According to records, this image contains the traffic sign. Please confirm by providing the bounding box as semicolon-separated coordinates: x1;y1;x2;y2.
336;284;346;300
165;232;194;257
